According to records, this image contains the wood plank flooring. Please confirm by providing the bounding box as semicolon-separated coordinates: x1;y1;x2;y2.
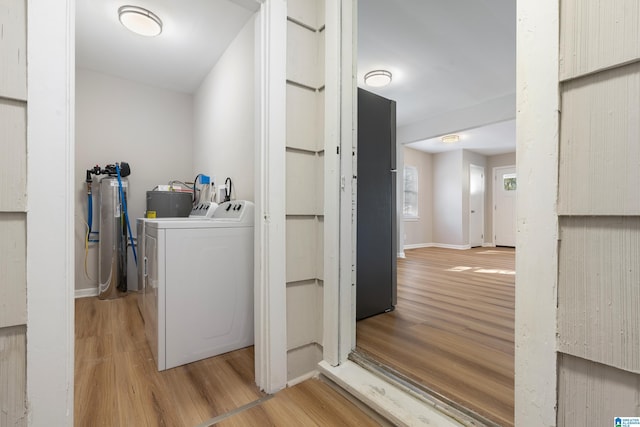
216;379;382;426
75;294;380;427
356;247;515;426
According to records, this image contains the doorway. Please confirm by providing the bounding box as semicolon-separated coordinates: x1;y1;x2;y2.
73;1;265;423
353;1;516;424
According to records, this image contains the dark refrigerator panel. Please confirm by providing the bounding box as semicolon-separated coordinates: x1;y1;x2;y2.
356;88;397;320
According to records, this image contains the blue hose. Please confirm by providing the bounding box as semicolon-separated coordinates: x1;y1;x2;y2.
87;191;99;243
88;192;92;232
116;164;137;265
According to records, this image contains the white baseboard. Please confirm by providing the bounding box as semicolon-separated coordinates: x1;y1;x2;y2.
287;370;318;387
433;243;471;250
482;242;496;247
397;251;406;258
75;287;98;299
403;243;433;250
404;243;471;251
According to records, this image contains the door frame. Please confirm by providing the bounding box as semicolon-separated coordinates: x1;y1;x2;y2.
322;0;561;425
320;1;492;424
254;0;288;394
28;0;76;423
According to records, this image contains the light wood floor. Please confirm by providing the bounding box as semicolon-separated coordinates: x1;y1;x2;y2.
75;294;380;427
356;247;515;426
216;379;382;426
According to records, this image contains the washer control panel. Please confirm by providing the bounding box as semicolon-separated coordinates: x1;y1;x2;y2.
213;200;252;220
189;202;218;218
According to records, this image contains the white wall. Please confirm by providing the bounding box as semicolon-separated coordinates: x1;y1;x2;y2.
398;147;516;246
193;14;257;201
75;68;194;293
432;150;464;246
402;147;433;246
404;149;513;248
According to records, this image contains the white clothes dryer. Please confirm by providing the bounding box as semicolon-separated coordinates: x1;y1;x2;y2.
141;200;254;371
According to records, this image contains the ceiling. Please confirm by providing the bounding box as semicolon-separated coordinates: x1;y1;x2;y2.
76;0;258;93
76;0;516;155
406;119;515;156
358;0;516;155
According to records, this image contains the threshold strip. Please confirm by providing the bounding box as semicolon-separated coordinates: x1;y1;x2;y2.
349;350;500;427
193;394;274;427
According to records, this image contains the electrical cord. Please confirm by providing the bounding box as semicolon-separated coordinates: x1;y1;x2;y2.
168;180;193;189
192;174;202;204
224;177;232;202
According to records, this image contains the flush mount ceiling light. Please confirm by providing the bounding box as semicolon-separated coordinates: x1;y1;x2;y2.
364;70;392;87
118;5;163;37
441;134;460;144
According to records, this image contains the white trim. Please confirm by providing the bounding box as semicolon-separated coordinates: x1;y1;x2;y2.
434;244;471;250
287;370;319;387
515;0;559;424
318;361;463;427
396;142;405;270
482;243;496;248
27;0;75;424
338;0;357;366
75;287;98;299
254;0;288;394
397;252;406;259
322;0;341;366
323;0;357;367
404;243;471;251
403;243;432;250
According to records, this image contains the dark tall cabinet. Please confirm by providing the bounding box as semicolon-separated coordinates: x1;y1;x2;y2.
356;88;397;320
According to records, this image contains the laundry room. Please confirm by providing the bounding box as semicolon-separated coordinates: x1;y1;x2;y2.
74;0;259;296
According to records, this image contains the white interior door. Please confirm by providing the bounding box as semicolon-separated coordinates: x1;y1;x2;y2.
493;166;517;246
469;164;485;247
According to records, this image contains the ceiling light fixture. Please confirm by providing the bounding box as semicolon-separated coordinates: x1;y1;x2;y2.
118;5;163;37
364;70;392;87
441;134;460;144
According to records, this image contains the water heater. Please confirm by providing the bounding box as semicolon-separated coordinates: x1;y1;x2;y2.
98;176;128;299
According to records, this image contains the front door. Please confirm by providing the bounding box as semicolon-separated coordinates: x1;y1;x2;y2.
493;166;516;247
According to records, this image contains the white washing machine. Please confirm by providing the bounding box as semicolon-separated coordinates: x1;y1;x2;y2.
141;200;254;371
